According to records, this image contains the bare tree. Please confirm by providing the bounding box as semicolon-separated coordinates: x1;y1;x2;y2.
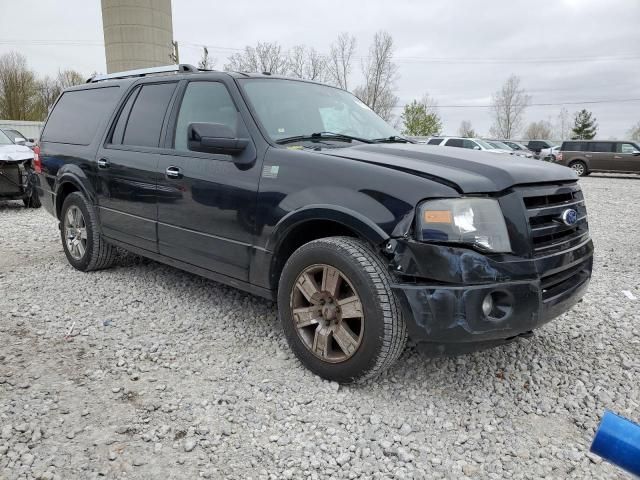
224;42;288;74
524;120;553;140
34;75;61;119
353;31;399;122
629;121;640;141
288;45;328;82
198;46;215;70
488;75;530;139
327;33;356;90
56;69;84;89
0;52;39;120
555;106;571;141
458;120;476;138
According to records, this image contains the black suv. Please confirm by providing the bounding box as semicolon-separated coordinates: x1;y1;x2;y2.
526;140;555;156
35;65;594;383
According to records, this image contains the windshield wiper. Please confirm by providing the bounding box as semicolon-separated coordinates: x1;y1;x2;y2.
371;135;412;143
276;131;373;145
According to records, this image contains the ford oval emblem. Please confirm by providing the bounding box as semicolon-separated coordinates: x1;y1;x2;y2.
561;208;578;226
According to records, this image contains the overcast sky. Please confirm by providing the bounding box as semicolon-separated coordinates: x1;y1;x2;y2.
2;0;639;138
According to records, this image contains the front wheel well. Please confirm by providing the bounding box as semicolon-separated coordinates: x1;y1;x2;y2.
55;182;80;219
270;220;366;291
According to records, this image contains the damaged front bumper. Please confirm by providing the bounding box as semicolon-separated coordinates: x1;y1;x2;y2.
389;238;593;355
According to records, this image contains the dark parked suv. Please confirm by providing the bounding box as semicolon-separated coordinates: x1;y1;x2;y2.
555;140;640;176
35;64;594;383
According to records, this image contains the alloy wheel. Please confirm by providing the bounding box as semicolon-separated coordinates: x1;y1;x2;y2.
290;264;364;363
571;163;585;176
64;205;87;260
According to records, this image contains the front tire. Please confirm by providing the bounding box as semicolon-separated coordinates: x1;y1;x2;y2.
22;193;41;208
60;192;117;271
278;237;407;383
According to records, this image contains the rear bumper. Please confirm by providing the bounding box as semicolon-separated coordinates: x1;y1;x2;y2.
34;173;56;216
390;238;593;353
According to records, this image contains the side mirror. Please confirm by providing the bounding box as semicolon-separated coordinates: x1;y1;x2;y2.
187;122;249;155
473;145;481;150
14;137;26;145
28;138;35;143
632;150;640;156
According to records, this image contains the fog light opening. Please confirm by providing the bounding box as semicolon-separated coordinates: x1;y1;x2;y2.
482;291;513;322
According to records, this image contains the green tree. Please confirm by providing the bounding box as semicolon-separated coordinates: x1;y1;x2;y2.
571;109;598;139
401;96;442;136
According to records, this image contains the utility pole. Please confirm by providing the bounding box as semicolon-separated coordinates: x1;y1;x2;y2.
170;40;180;64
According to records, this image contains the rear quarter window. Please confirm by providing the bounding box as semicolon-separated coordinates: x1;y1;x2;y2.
42;87;120;145
562;141;587;152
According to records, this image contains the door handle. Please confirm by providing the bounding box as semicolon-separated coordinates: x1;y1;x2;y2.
97;158;109;169
585;155;592;158
614;155;622;159
165;166;183;179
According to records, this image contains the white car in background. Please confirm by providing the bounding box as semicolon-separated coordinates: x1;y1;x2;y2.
540;145;560;161
485;140;534;158
425;136;511;154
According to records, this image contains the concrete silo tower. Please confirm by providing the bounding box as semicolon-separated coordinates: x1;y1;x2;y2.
101;0;175;73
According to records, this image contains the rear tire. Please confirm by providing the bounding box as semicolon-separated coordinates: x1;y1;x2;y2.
569;160;588;177
60;192;117;271
278;236;407;383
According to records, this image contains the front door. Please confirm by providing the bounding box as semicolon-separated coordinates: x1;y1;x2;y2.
96;81;178;252
613;142;640;172
156;80;260;281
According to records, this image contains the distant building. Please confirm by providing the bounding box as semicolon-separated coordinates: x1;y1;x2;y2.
101;0;174;73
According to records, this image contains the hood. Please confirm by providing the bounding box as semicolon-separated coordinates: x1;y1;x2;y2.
318;143;577;193
0;144;34;162
487;148;511;154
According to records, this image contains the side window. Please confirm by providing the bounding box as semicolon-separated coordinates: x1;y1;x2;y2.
445;138;463;148
119;82;177;148
592;142;613;153
427;138;442;145
174;82;238;152
462;139;477;149
618;143;637;154
110;87;140;145
42;87;120;145
564;142;586;152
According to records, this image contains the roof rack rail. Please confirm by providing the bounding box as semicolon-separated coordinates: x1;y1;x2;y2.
87;64;198;83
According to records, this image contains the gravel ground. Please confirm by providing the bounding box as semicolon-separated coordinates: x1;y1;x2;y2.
1;175;639;480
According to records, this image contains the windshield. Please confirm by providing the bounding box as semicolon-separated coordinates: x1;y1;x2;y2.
489;141;512;150
475;139;495;150
0;129;13;145
239;79;399;143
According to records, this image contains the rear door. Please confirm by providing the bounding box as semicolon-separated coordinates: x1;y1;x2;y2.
588;142;614;170
155;78;260;281
96;81;178;252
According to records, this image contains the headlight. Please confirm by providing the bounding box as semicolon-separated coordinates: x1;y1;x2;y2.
416;198;512;252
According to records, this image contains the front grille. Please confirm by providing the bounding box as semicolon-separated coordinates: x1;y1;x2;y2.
540;258;592;301
521;183;589;256
0;163;23;195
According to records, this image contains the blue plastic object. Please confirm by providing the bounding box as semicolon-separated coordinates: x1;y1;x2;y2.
590;410;640;476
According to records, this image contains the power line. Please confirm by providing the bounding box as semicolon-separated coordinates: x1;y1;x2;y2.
3;39;640;64
393;98;640;109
